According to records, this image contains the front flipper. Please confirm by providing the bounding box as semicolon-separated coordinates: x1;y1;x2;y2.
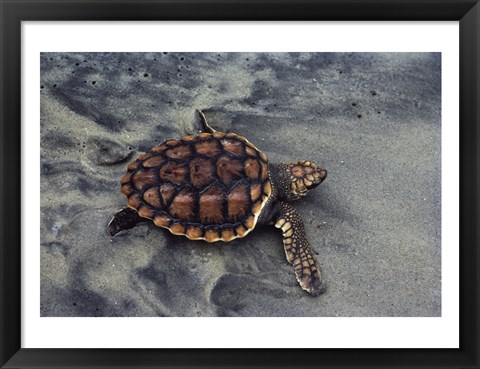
107;207;149;236
273;201;326;296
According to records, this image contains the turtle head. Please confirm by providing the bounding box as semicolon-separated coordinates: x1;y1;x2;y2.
284;160;327;200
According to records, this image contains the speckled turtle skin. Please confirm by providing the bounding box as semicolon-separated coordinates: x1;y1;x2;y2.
108;111;328;296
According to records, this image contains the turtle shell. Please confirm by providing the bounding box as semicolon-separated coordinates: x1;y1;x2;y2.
120;132;272;242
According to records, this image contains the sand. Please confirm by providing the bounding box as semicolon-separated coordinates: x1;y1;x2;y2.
40;52;441;317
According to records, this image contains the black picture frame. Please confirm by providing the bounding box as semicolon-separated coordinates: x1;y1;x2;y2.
1;1;479;368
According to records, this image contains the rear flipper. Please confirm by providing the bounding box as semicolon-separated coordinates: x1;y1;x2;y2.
197;110;216;133
273;201;326;296
107;207;149;236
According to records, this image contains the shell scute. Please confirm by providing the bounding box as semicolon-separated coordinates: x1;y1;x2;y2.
205;228;220;242
138;205;155;219
165;145;192;160
165;139;180;146
235;224;248;237
263;181;272;197
143;186;162;209
121;183;134;197
195;139;221;157
216;155;244;185
159;183;176;207
127;160;141;171
245;146;258;157
244;158;261;180
213;132;226;139
159;161;188;185
227;181;250;223
132;169;158;191
221;228;236;242
221;138;244;156
243;215;256;230
138;152;154;161
127;192;143;210
189;157;215;188
168;187;195;222
260;161;269;181
151;144;167;153
142;155;166;168
186;226;203;240
198;133;211;140
182;135;196;142
154;213;171;228
199;184;224;224
252;200;263;214
170;222;186;235
250;183;262;202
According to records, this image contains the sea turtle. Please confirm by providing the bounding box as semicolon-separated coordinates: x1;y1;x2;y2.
108;111;328;295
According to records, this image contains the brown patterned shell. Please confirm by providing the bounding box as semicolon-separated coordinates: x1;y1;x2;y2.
120;132;272;242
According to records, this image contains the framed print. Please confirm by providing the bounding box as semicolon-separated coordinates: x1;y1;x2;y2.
1;0;479;368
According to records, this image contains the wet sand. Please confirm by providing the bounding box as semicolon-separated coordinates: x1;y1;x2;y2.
40;52;441;317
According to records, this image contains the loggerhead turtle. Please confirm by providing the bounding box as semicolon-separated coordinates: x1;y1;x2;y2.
108;111;328;295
